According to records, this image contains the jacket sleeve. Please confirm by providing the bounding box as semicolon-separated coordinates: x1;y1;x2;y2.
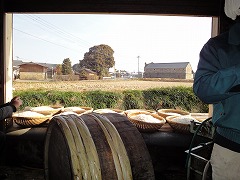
193;40;240;104
0;105;14;121
0;102;10;108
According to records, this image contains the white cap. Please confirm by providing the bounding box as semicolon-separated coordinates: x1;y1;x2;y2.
224;0;240;20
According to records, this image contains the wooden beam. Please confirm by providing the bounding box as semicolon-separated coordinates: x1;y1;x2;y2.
0;0;4;104
4;13;13;103
4;0;221;16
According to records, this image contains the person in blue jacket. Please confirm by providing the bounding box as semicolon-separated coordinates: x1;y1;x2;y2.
193;1;240;179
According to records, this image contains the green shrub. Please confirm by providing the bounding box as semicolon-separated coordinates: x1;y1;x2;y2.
83;90;123;109
142;87;208;112
13;91;86;108
13;87;208;113
122;90;144;110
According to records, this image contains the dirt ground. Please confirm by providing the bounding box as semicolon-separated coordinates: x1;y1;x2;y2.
13;79;193;92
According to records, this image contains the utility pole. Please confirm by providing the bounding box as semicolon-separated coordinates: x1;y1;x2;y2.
137;56;140;78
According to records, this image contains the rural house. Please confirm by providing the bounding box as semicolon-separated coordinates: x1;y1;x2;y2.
19;62;49;80
76;68;98;80
13;60;59;80
143;62;194;79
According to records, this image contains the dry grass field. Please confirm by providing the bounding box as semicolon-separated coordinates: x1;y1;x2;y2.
13;79;193;92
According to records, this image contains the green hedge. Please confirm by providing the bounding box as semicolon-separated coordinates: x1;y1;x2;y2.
142;87;207;112
13;87;208;113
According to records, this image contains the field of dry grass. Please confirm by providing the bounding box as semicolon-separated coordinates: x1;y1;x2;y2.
13;79;193;92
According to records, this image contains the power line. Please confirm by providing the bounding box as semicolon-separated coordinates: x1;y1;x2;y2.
33;15;92;45
13;28;81;53
14;14;93;53
24;14;93;48
25;15;88;49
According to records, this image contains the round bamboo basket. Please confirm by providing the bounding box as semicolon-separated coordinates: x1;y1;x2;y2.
165;115;197;133
31;106;63;116
157;109;190;119
12;113;52;127
62;106;93;114
127;111;166;132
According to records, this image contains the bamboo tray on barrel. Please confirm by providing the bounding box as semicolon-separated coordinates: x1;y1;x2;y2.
30;105;63;116
124;109;156;116
12;111;52;127
62;106;93;114
127;111;166;132
93;108;125;115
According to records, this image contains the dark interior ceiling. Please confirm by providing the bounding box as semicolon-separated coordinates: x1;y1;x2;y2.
3;0;221;17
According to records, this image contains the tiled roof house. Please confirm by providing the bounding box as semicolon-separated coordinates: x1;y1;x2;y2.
13;60;59;80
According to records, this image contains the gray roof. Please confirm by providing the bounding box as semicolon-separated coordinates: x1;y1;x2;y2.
145;62;190;69
19;62;48;68
38;63;58;69
13;60;24;67
13;60;58;69
80;68;97;74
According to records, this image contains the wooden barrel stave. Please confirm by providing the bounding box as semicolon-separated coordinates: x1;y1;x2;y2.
104;113;155;180
81;114;118;180
45;120;73;180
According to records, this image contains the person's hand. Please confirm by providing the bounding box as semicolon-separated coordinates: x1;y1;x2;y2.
10;96;23;109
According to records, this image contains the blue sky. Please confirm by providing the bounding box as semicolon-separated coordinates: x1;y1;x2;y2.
13;14;212;72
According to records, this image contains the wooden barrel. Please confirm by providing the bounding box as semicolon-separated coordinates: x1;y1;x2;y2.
44;112;155;180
